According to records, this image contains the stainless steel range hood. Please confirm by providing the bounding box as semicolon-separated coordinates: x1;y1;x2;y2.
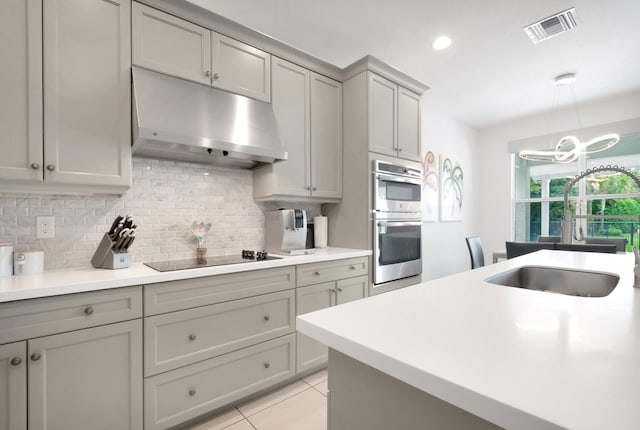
132;67;287;168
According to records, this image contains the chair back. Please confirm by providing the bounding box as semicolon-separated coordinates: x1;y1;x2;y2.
465;236;485;269
505;242;555;259
555;243;617;253
585;237;627;252
537;236;561;243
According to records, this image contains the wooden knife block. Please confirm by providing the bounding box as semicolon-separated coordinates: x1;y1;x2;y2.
91;233;131;269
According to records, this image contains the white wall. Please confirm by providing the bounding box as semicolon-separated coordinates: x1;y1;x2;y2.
476;89;640;261
421;98;479;280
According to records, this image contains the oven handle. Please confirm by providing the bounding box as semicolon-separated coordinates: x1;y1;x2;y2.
377;220;423;227
374;172;422;185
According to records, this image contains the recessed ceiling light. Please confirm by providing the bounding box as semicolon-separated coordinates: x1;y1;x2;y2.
432;36;452;50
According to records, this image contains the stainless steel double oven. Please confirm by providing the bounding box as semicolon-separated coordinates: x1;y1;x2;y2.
372;160;422;286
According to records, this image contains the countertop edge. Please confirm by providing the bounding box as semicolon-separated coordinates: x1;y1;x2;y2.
0;248;371;303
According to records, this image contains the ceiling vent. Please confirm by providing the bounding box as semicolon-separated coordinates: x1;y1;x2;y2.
523;8;577;44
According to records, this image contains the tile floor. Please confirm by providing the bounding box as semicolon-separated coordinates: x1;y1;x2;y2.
188;369;328;430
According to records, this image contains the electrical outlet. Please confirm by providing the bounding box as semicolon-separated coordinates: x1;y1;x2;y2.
37;216;55;239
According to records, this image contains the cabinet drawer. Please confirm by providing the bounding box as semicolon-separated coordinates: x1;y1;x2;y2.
144;334;295;430
296;257;368;287
144;266;295;315
0;286;142;344
144;290;295;376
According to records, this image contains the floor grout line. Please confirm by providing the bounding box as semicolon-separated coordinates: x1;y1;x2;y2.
239;384;315;418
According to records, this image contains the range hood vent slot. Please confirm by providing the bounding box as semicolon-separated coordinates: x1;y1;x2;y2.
132;67;287;168
523;8;577;44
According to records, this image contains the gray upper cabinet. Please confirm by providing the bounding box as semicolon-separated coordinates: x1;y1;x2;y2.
132;2;211;85
0;0;132;193
132;2;271;102
211;32;271;102
368;72;422;162
0;341;27;430
253;57;342;201
0;0;42;184
43;0;132;189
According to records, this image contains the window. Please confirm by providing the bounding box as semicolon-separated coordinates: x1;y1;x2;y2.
513;133;640;250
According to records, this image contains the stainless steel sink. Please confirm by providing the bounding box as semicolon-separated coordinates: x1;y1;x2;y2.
484;266;619;297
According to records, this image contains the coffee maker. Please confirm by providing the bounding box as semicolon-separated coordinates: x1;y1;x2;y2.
264;209;315;255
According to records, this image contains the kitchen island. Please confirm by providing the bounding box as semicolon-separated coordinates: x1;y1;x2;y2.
296;250;639;430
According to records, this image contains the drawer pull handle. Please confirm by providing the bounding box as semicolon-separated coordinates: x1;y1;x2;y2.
263;315;270;321
84;306;94;315
189;388;196;397
30;353;41;362
188;334;197;341
314;271;320;276
264;362;270;369
10;357;22;366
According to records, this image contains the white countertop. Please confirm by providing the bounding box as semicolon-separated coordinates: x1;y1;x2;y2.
297;250;639;430
0;247;370;303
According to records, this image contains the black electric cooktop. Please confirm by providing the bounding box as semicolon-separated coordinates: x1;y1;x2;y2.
144;250;281;272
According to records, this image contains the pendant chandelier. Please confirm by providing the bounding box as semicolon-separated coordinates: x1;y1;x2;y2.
518;73;620;163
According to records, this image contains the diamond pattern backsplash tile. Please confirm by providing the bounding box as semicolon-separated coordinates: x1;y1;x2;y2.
0;157;320;270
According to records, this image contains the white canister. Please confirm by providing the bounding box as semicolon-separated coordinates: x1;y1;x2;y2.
13;250;45;276
313;216;328;248
0;243;13;277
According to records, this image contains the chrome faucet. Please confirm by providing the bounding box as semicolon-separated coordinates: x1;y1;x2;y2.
634;248;640;289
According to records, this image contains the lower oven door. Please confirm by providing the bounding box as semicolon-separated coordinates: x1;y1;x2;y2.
373;219;422;285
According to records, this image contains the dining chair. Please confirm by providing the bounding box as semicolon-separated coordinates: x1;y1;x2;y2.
465;236;485;269
585;237;627;252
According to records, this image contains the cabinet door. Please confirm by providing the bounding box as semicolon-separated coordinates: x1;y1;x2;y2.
397;87;422;161
310;73;342;199
0;0;42;182
296;282;335;373
368;73;397;157
28;320;143;430
335;275;368;305
43;0;131;188
211;32;271;102
270;57;311;197
0;341;27;430
132;2;211;85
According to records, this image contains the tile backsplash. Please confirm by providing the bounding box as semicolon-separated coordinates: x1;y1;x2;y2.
0;157;320;270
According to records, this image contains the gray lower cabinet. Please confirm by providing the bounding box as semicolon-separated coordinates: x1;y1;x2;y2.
144;334;296;430
28;320;143;430
0;341;27;430
295;257;369;373
0;286;143;430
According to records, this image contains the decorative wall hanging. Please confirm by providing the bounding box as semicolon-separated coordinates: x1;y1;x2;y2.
440;155;464;221
422;150;439;221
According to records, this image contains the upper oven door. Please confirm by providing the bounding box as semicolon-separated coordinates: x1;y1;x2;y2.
373;172;422;213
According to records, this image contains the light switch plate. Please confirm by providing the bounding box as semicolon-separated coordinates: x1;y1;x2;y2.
37;216;55;238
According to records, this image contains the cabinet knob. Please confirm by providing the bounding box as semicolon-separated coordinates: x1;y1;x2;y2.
305;186;311;190
10;357;22;366
46;164;55;171
84;306;94;315
30;353;41;362
263;315;270;321
205;70;211;77
188;334;197;341
350;266;356;270
263;362;270;369
30;163;40;170
312;186;317;191
398;148;403;152
189;388;196;397
337;287;343;293
213;73;220;79
314;271;320;276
